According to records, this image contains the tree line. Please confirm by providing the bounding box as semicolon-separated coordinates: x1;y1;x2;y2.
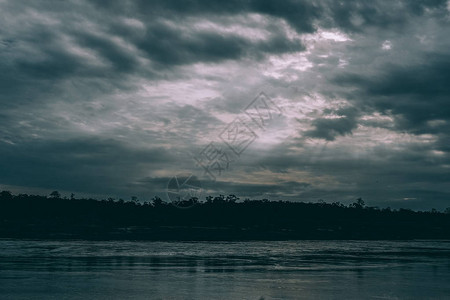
1;190;449;240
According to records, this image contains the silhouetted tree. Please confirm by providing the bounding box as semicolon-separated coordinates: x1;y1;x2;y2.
351;197;365;209
226;194;239;203
49;191;61;199
332;201;345;208
0;191;13;201
213;195;225;204
152;196;163;207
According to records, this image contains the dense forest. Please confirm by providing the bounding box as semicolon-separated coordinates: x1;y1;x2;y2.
1;191;450;240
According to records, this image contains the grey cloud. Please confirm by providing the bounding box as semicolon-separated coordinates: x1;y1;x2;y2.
325;0;448;32
305;107;359;141
73;31;140;73
133;175;311;201
90;0;447;33
3;0;445;106
0;0;308;110
0;137;173;195
129;17;306;67
333;53;450;134
207;179;311;197
90;0;321;32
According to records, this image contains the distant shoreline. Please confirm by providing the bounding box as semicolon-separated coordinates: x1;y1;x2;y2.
2;191;450;241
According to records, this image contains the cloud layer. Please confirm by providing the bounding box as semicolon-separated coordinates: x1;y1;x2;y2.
1;0;449;209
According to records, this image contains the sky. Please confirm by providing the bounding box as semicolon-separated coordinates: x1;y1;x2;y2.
0;0;449;209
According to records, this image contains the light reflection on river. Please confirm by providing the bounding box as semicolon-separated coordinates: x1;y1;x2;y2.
1;240;450;299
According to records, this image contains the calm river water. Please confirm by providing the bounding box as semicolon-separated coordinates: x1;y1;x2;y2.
1;239;450;299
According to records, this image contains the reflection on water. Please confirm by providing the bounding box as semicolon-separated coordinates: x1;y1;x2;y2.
1;240;450;299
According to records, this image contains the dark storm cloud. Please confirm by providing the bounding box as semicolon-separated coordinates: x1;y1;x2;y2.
89;0;321;33
333;53;450;134
325;0;448;32
305;106;359;141
0;137;173;194
73;31;140;73
2;0;446;101
248;140;450;208
89;0;448;33
135;20;304;66
0;0;312;109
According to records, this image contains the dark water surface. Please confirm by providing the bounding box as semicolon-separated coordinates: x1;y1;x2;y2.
1;239;450;299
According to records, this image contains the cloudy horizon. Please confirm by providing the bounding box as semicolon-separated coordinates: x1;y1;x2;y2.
1;0;449;209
